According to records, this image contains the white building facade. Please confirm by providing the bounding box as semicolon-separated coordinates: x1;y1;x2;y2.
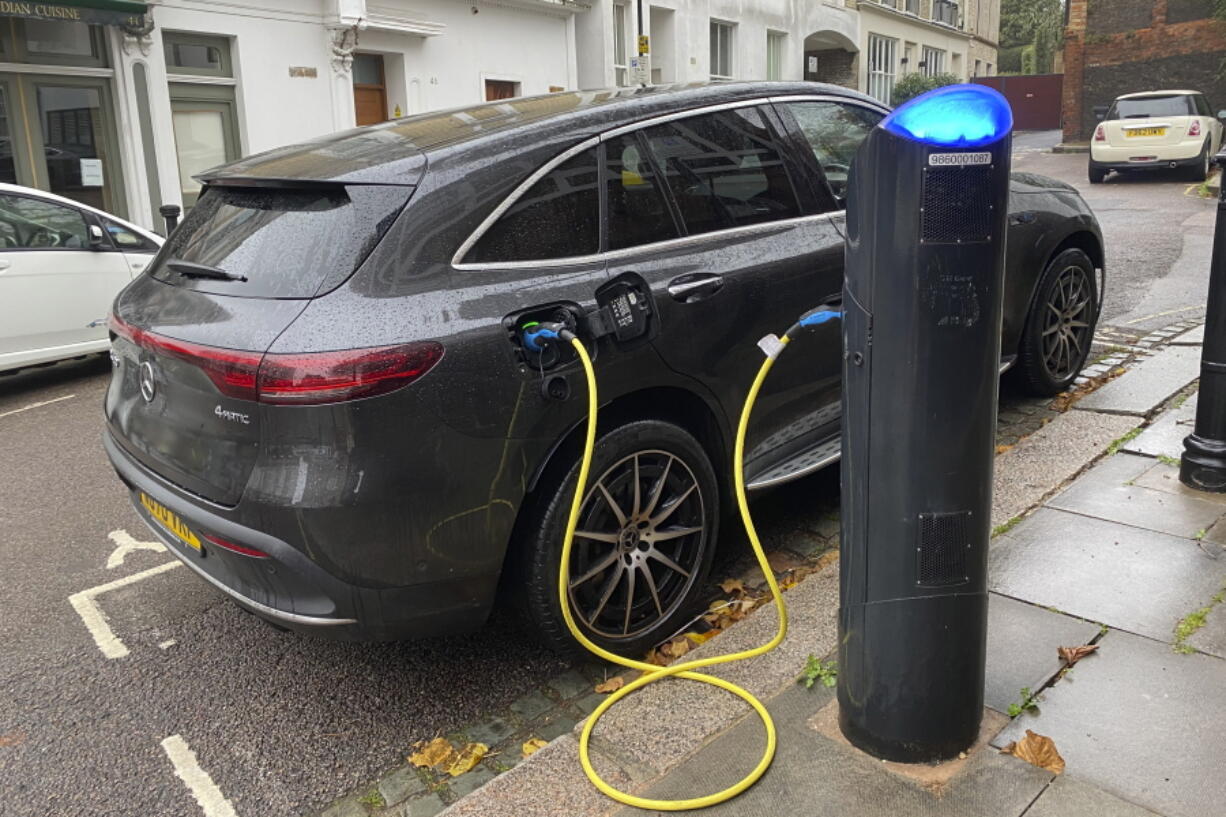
0;0;987;234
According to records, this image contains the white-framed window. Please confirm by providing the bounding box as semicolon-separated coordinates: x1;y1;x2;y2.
922;46;945;76
904;0;919;13
710;20;734;80
766;30;785;80
867;34;897;104
613;2;629;86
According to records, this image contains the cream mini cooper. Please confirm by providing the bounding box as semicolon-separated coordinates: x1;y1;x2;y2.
1089;90;1224;183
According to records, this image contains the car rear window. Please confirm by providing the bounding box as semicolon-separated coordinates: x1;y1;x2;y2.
1107;95;1194;120
150;184;412;298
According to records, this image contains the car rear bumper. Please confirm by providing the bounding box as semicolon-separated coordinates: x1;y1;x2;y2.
1090;142;1204;170
104;430;499;641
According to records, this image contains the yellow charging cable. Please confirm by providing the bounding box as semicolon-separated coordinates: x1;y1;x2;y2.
559;334;791;810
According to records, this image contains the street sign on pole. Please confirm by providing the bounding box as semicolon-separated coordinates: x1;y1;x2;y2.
638;34;650;55
630;55;651;86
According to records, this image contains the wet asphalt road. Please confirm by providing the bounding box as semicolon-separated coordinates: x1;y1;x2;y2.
0;141;1213;817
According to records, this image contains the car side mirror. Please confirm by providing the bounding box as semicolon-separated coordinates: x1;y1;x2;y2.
1217;110;1226;120
88;224;105;249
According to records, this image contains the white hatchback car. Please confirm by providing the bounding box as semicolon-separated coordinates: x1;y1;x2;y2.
1089;90;1224;183
0;183;163;374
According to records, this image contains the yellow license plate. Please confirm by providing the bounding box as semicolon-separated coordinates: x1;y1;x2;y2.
140;492;201;550
1126;127;1167;137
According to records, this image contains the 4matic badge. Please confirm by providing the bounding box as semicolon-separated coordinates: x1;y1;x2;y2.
215;405;251;425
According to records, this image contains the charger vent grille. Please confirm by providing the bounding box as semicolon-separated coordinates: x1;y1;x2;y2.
916;511;971;587
921;165;992;244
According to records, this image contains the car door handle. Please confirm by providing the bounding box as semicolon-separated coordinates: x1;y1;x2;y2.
667;273;724;302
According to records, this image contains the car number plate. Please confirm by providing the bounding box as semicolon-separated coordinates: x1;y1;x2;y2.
140;492;202;550
1126;127;1166;137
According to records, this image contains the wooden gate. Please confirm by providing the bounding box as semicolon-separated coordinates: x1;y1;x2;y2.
973;74;1064;131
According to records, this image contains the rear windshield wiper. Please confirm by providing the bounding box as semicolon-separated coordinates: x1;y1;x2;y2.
167;259;248;282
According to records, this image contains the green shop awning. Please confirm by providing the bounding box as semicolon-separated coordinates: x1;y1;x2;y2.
0;0;148;28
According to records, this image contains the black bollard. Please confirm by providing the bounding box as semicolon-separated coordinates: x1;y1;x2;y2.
838;85;1013;762
1180;151;1226;492
159;204;182;236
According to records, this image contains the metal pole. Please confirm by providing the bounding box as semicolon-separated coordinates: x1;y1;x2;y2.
1180;152;1226;492
159;204;182;237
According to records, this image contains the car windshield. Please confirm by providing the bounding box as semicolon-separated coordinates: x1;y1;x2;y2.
1107;95;1193;120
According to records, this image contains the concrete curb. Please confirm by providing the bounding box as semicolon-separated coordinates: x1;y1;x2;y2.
1052;142;1090;154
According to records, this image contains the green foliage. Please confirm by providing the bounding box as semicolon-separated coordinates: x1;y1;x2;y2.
358;790;385;808
799;655;838;689
1106;427;1142;455
998;45;1024;74
1173;586;1226;654
1020;44;1037;75
891;72;960;107
1006;686;1040;717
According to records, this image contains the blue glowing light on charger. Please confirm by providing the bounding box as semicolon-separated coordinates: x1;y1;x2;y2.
881;84;1013;148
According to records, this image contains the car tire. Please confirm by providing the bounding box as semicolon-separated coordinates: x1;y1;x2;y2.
516;420;719;657
1014;248;1099;397
1088;162;1106;184
1188;140;1212;182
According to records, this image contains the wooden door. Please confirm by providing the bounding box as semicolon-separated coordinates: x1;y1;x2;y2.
485;80;518;101
353;53;388;126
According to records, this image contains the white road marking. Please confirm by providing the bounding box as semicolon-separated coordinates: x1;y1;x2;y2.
68;561;181;659
0;393;76;420
161;734;239;817
105;529;166;569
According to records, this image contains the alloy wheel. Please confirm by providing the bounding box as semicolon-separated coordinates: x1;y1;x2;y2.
1041;264;1094;382
568;450;706;640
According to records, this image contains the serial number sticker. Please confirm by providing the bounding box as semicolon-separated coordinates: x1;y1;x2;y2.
928;152;992;167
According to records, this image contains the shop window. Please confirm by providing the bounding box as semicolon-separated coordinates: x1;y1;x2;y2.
0;20;107;67
466;148;601;263
642;106;800;237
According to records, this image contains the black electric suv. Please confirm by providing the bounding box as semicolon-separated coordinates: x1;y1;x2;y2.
105;82;1104;656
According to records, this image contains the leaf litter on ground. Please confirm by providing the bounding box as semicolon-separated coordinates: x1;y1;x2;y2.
1000;730;1065;774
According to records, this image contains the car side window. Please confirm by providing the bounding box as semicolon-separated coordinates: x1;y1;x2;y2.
641;106;802;237
0;193;89;250
1196;95;1214;117
466;147;600;263
781;101;883;207
103;218;158;251
604;131;681;251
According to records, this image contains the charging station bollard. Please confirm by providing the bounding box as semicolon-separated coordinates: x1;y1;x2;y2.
1180;150;1226;493
837;85;1013;762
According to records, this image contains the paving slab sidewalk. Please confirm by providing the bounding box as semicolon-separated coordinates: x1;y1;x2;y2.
1075;345;1201;416
437;396;1157;817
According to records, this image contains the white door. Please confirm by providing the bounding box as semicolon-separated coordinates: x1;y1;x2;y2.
0;192;133;367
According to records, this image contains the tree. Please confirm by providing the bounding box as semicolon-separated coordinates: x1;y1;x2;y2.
1000;0;1063;73
891;72;961;106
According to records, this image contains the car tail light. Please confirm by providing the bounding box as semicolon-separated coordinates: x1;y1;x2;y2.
110;314;443;405
1189;120;1202;137
202;533;270;558
110;315;260;400
1094;124;1106;142
256;343;444;405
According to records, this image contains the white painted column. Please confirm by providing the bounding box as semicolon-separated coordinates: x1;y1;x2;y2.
108;25;153;227
327;26;359;131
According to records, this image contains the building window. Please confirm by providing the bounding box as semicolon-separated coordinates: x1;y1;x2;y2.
867;34;896;104
613;3;629;87
710;20;734;80
904;0;919;13
986;62;993;75
974;59;981;77
922;46;945;76
767;31;785;80
484;79;520;101
164;32;232;78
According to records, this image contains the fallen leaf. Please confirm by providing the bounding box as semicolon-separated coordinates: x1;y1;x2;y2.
685;630;717;645
996;444;1014;455
779;574;799;591
595;676;625;694
813;550;840;572
522;738;548;757
1057;644;1099;666
446;742;489;777
644;647;669;666
1000;730;1064;774
0;732;25;748
409;737;457;770
658;636;691;660
719;578;746;595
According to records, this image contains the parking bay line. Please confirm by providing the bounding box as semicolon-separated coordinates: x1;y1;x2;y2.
68;561;182;659
161;734;239;817
0;393;76;420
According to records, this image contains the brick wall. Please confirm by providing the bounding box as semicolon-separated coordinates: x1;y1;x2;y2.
1062;0;1226;142
806;48;857;88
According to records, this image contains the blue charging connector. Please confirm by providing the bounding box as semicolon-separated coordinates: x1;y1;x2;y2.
798;307;842;328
